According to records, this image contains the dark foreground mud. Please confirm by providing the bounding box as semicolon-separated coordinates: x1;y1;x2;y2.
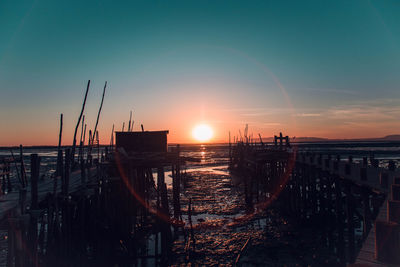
170;169;343;266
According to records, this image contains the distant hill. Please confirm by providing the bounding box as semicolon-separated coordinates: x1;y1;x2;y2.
258;134;400;143
380;135;400;141
292;137;329;142
260;136;329;143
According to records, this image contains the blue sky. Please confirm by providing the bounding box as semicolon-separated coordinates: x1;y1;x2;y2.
1;0;400;145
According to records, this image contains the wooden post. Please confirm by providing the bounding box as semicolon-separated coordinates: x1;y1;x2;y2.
78;115;84;163
362;188;371;238
375;220;400;263
392;184;400;200
310;166;318;219
82;123;87;160
335;177;345;264
6;218;16;267
6;163;12;193
80;156;86;184
58;113;63;150
88;130;92;166
326;173;334;248
157;167;165;209
344;182;355;261
29;153;40;267
300;163;308;220
79;115;85;145
19;145;27;187
90;81;107;149
360;167;367;181
345;163;351;175
388;200;400;223
30;154;40;210
63;149;71;196
161;182;170;217
363;157;368;166
380;172;389;189
333;156;339;171
172;163;178;219
348;155;353;163
324;158;330;170
110;124;114;149
389;160;396;171
9;149;22;187
72;80;90;164
1;164;5;195
96;130;100;162
56;114;63;177
54;150;63;197
128;110;132;132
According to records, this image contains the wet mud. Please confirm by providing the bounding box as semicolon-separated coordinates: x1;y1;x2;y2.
170;169;343;266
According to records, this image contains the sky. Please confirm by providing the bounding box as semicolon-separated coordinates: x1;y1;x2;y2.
1;0;400;146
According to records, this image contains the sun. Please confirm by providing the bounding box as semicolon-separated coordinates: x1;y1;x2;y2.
192;124;213;142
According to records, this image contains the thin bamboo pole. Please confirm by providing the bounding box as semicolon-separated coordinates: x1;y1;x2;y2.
90;81;107;146
71;80;90;164
128;111;132;132
110;124;114;149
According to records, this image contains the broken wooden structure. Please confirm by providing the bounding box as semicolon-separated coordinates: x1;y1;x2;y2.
0;129;198;267
230;134;400;266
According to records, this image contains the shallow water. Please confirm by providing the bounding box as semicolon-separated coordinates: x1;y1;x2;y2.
170;169;347;266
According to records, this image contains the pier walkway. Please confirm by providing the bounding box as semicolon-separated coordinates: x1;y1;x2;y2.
297;153;400;266
0;167;95;221
231;139;400;266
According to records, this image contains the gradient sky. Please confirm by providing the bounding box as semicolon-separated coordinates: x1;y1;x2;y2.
1;0;400;146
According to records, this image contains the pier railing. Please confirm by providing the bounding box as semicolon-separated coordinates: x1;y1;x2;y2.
230;140;400;265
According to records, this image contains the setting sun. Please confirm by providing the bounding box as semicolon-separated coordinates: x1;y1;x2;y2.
192;124;213;142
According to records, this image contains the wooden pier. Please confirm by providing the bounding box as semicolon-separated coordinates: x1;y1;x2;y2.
0;129;200;266
230;135;400;266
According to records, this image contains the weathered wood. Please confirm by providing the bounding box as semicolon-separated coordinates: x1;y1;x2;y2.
58;113;63;150
20;145;27;187
63;149;71;196
128;110;132;132
388;200;400;223
71;80;90;164
9;149;22;187
375;220;400;264
110;123;114;148
78;115;85;163
79;115;85;144
30;154;40;210
90;81;107;147
392;184;400;200
362;188;372;238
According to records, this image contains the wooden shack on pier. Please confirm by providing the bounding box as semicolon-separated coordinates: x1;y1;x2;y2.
115;130;169;153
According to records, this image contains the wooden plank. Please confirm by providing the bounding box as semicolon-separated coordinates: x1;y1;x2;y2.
353;198;389;266
0;167;95;220
354;258;390;266
297;154;400;193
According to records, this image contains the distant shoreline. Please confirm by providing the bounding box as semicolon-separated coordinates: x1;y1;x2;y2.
2;139;400;150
